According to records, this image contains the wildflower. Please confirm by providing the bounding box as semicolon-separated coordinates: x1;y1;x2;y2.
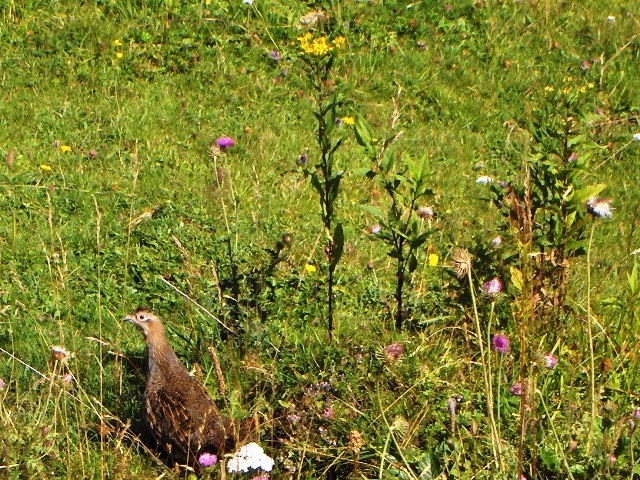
297;152;308;166
0;378;5;389
40;164;53;172
304;264;317;274
243;0;253;4
491;236;502;247
51;346;71;362
416;40;426;49
633;133;640;141
635;409;640;420
369;225;381;234
198;452;218;467
367;261;374;270
216;136;235;149
428;253;439;267
606;15;615;22
332;36;346;49
587;197;613;218
227;442;274;473
269;51;281;61
492;334;509;354
544;85;554;92
251;477;269;480
475;175;493;184
348;430;364;454
608;454;617;464
342;116;355;125
384;342;404;361
88;149;98;159
286;414;300;424
416;206;434;220
451;248;472;278
113;39;122;47
482;277;503;298
568;152;578;162
61;373;74;384
582;59;591;70
579;86;587;94
53;140;61;148
510;382;522;396
116;51;123;59
298;33;333;56
543;354;558;369
334;118;343;127
60;145;72;153
323;407;334;420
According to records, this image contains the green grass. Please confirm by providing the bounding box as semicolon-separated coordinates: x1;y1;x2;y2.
1;0;640;478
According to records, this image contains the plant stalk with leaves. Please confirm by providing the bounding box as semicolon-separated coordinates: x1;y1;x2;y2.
355;112;435;330
297;32;349;340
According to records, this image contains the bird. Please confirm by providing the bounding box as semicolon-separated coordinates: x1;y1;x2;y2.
124;307;250;466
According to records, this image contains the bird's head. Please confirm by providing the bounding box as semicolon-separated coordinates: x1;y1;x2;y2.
124;307;164;340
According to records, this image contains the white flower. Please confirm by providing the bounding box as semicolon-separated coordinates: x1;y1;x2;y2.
227;442;274;473
587;197;613;219
633;133;640;141
491;236;502;247
242;0;253;4
476;175;493;185
606;15;615;22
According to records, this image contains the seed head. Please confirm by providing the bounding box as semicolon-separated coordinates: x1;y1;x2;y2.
451;248;472;278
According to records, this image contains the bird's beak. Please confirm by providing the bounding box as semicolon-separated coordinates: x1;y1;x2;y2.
123;315;134;324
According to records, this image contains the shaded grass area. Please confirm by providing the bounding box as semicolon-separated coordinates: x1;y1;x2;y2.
1;0;640;478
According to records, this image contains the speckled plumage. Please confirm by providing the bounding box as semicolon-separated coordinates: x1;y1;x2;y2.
125;307;248;465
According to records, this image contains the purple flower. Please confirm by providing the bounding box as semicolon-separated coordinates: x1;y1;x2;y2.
216;137;235;149
492;334;509;354
269;50;281;61
286;414;300;424
491;236;502;247
543;354;558;369
88;149;98;159
0;378;5;389
297;153;308;166
323;407;334;420
198;452;218;467
635;409;640;420
582;59;591;70
510;382;522;396
252;477;270;480
369;225;381;234
482;277;503;297
384;342;404;361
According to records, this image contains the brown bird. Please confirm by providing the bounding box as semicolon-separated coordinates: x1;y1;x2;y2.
124;307;248;466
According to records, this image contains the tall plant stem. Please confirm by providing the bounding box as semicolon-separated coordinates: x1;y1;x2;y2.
586;221;597;453
468;269;503;472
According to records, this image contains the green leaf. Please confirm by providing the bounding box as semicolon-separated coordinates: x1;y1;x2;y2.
408;253;418;272
361;204;386;221
574;183;607;203
510;266;523;292
330;223;344;269
354;114;374;150
352;167;376;178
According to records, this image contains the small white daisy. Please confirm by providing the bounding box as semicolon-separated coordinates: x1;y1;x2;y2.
633;133;640;141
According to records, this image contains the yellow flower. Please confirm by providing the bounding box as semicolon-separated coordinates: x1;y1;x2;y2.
116;51;123;59
588;82;594;88
428;254;439;267
304;263;317;274
60;145;72;153
579;86;587;93
342;116;355;125
40;164;52;172
333;36;346;49
544;85;554;92
113;39;122;47
298;33;333;56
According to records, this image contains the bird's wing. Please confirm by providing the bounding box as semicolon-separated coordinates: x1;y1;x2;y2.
145;385;198;454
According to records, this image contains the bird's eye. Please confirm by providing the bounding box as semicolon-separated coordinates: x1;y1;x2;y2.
139;314;145;320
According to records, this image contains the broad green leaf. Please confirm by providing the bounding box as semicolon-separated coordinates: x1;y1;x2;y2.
510;266;523;292
330;223;344;269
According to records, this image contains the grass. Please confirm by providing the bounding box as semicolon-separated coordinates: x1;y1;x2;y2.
1;0;640;478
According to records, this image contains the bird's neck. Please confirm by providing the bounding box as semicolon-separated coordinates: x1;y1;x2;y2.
145;329;187;378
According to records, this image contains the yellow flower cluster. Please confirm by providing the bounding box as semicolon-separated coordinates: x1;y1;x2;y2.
298;34;346;56
342;116;355;125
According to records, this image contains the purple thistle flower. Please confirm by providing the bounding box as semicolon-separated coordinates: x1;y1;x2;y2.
198;452;218;467
635;409;640;420
269;50;281;61
323;407;334;420
216;136;235;149
88;149;98;159
492;334;509;354
543;354;558;369
510;382;522;396
384;342;404;361
0;378;5;389
582;59;591;70
482;277;503;297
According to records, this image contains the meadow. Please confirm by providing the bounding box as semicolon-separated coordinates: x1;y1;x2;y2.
1;0;640;478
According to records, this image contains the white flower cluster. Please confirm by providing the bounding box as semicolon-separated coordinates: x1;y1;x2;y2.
475;175;493;185
227;442;275;474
